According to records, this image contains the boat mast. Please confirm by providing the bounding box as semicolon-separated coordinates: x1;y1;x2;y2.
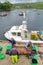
23;12;26;19
22;12;27;29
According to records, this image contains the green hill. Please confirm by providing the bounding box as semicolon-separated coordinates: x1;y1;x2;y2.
0;2;43;11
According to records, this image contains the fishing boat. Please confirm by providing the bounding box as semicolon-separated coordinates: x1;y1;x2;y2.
19;12;24;16
4;12;43;43
2;13;7;16
0;12;7;17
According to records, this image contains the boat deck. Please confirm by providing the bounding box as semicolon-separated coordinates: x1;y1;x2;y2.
0;40;43;65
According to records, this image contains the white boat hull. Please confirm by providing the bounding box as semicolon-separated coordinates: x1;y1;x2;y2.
4;31;43;44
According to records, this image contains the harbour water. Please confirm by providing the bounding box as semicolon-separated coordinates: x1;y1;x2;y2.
0;9;43;40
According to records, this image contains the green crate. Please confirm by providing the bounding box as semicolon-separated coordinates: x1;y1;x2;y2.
0;53;5;59
5;45;12;51
0;45;2;51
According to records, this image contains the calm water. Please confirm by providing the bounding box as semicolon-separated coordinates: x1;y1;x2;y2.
0;9;43;40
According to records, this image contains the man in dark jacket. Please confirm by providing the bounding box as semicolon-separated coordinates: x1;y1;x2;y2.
10;38;16;47
25;41;34;50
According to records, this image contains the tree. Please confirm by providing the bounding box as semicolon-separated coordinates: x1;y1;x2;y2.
0;1;12;11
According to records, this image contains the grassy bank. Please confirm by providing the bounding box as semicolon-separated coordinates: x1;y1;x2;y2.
12;2;43;9
0;2;43;11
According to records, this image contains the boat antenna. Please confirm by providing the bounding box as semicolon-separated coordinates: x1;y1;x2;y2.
23;12;26;19
22;12;27;29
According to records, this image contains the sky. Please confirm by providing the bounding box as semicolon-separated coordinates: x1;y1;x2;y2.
0;0;43;4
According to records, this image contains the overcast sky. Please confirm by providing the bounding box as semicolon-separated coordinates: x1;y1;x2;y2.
0;0;43;4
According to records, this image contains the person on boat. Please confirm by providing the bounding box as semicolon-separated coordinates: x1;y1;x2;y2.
25;41;37;54
9;48;19;55
25;41;34;50
10;38;16;47
25;41;38;59
10;48;19;64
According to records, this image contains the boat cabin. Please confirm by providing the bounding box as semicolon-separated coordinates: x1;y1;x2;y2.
10;28;28;40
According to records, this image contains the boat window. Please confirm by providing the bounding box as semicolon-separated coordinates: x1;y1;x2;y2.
12;32;16;35
17;32;21;36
